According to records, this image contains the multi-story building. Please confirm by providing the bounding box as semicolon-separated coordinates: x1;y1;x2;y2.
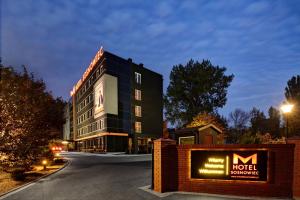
63;102;71;141
66;47;163;153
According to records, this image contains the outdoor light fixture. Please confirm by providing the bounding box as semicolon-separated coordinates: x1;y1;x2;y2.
280;104;294;113
42;159;47;170
280;103;294;138
62;141;69;145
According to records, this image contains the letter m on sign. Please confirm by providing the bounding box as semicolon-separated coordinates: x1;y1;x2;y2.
233;153;257;164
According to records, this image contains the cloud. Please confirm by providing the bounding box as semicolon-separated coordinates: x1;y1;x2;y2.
1;0;300;116
244;1;270;14
155;1;174;18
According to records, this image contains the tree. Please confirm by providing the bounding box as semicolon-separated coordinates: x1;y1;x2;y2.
229;109;250;130
164;59;234;127
187;112;228;132
285;75;300;104
228;109;250;143
250;107;267;135
0;66;65;170
266;106;281;138
284;75;300;135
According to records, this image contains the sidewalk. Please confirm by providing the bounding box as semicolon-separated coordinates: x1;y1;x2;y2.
139;185;292;200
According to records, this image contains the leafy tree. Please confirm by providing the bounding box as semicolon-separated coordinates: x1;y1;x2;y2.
187;112;228;132
266;106;281;138
164;59;234;127
250;107;266;135
285;75;300;103
284;75;300;135
0;66;65;170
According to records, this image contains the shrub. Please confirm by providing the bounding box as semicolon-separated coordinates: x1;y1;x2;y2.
11;169;26;181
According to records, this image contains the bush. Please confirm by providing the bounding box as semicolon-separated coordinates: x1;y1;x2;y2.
239;132;261;144
11;169;26;181
53;158;65;164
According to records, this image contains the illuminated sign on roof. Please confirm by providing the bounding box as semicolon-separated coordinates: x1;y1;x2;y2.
70;47;104;96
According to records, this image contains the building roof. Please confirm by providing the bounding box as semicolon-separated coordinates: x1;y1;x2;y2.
174;124;223;135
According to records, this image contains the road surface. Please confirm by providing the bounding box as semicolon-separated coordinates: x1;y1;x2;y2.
1;152;239;200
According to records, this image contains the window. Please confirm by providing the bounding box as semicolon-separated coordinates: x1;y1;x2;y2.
135;106;142;117
135;72;141;84
135;121;142;133
135;89;141;100
100;119;104;130
179;136;195;145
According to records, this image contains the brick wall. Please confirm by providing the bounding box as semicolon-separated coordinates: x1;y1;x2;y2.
287;137;300;199
154;139;295;198
153;139;177;192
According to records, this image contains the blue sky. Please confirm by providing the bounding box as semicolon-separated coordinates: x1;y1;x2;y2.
1;0;300;117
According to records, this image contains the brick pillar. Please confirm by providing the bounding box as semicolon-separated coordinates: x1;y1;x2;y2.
287;137;300;199
153;138;176;193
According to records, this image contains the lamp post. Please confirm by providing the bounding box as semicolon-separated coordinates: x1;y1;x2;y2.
280;104;294;138
42;159;48;170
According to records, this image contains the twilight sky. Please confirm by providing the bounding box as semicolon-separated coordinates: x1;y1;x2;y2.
1;0;300;116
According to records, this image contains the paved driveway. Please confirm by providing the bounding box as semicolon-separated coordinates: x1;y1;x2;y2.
0;152;242;200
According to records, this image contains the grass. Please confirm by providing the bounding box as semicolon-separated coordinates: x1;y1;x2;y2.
0;161;66;196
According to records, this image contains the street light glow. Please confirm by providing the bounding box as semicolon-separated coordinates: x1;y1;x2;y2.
280;104;294;113
62;141;69;145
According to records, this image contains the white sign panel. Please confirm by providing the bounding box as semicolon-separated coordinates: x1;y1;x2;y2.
94;81;104;114
93;74;118;118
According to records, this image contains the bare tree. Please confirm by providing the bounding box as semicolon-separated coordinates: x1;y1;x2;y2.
227;109;250;143
229;108;250;130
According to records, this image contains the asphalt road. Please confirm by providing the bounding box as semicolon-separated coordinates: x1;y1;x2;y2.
1;152;239;200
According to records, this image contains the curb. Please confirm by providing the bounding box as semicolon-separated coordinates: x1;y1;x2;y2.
0;160;70;199
139;185;292;200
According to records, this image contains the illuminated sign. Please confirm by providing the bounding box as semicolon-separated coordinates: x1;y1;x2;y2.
70;47;104;96
94;80;104;113
93;74;118;118
191;150;268;181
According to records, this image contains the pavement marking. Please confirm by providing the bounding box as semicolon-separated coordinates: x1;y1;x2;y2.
138;185;292;200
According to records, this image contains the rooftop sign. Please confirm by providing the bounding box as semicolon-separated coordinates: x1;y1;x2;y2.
70;47;104;96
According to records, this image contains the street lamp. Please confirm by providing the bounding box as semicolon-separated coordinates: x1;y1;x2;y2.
280;103;294;138
42;159;48;170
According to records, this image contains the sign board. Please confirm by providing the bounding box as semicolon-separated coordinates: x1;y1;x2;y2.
94;80;104;114
191;150;268;181
94;74;118;118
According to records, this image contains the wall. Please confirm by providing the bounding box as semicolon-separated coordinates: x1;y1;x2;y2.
287;137;300;199
154;139;295;198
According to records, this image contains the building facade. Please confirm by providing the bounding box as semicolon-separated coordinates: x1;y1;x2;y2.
171;124;225;145
65;47;163;153
63;102;71;141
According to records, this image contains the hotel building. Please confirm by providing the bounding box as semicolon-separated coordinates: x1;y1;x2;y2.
64;47;163;153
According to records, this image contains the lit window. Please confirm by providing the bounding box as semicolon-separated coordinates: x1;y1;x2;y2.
135;89;141;100
135;72;141;84
135;121;142;133
135;106;142;117
100;119;104;130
